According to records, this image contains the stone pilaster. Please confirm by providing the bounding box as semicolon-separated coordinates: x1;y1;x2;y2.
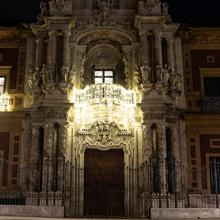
157;123;167;194
154;31;162;67
140;31;149;66
47;31;57;81
171;125;181;193
57;124;68;191
63;31;70;67
43;124;54;192
30;125;40;192
167;37;175;70
35;38;43;69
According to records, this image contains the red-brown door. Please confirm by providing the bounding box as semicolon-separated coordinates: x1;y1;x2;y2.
84;149;124;216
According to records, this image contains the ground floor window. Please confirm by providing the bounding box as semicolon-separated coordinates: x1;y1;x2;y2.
210;157;220;194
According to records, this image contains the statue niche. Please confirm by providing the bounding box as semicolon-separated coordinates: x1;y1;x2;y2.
83;44;126;87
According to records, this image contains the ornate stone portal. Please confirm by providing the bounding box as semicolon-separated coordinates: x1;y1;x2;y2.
21;0;186;217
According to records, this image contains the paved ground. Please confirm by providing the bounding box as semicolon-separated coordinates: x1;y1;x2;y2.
0;217;218;220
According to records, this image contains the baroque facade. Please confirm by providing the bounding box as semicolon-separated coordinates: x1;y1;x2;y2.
0;0;219;218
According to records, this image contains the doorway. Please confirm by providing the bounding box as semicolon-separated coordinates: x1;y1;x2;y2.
84;149;124;216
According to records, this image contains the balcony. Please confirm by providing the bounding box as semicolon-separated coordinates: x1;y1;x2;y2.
74;84;135;130
202;96;220;113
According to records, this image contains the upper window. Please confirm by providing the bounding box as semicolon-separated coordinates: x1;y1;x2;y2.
94;70;114;84
0;77;5;94
204;77;220;96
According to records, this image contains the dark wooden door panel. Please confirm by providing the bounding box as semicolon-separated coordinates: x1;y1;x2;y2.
84;149;124;216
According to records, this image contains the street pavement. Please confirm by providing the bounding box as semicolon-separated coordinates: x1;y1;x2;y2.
0;217;219;220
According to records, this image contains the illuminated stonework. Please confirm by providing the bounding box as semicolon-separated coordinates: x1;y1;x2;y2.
0;93;9;111
74;83;135;130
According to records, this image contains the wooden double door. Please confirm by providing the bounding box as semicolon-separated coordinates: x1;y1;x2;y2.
84;149;124;216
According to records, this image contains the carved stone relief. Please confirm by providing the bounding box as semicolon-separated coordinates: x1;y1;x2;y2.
75;122;134;150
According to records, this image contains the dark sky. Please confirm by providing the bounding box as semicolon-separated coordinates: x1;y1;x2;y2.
0;0;219;26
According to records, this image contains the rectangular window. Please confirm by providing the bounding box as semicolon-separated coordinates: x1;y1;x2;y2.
0;77;6;94
204;77;220;96
94;70;114;84
210;157;220;194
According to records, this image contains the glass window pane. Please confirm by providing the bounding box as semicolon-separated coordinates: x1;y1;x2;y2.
104;78;113;84
95;78;103;84
104;71;113;77
94;71;103;77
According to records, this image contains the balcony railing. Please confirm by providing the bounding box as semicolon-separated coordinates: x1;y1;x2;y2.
74;84;135;129
202;96;220;113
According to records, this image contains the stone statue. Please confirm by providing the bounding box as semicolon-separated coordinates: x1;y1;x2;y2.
169;69;176;89
33;66;47;95
100;0;110;22
37;1;48;23
69;64;76;83
175;71;182;91
61;65;70;82
134;65;142;86
163;64;170;86
41;64;49;83
155;65;163;81
33;67;41;87
162;2;169;15
140;65;151;83
47;64;55;81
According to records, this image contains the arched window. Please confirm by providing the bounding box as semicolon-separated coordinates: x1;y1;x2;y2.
52;123;59;192
37;127;44;192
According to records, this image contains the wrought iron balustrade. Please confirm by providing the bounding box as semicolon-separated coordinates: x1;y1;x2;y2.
202;96;220;113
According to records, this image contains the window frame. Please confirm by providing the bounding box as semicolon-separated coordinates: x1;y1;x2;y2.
94;69;114;84
200;68;220;96
0;66;12;94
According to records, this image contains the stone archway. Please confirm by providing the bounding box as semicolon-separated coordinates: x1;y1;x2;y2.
70;122;136;217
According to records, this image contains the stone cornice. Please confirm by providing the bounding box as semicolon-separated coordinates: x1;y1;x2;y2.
179;27;220;44
0;27;26;40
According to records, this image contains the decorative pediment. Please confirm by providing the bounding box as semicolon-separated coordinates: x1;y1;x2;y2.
76;122;134;149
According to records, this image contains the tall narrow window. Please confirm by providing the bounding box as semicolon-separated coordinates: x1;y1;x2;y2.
94;70;114;84
0;77;6;94
166;128;175;193
52;123;59;192
37;127;44;192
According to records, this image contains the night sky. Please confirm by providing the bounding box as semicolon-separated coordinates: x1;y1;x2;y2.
0;0;219;26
